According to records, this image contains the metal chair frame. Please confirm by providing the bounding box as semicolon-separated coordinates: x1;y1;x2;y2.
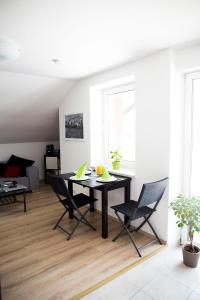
112;177;168;257
48;173;96;240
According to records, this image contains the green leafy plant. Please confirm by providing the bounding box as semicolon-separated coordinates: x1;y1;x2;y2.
170;195;200;252
110;149;122;162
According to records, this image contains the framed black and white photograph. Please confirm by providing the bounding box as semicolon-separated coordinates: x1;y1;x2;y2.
65;113;84;140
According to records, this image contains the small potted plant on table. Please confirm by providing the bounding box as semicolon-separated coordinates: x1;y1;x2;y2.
110;149;122;170
170;194;200;268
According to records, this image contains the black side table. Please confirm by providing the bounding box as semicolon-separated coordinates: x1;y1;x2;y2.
0;184;27;212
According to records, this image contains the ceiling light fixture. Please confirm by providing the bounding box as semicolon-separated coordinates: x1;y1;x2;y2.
0;37;21;61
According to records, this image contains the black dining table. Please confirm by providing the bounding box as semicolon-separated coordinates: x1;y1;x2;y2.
62;172;131;239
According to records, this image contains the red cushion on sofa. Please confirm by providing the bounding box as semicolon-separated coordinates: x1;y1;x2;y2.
6;155;34;176
4;166;21;177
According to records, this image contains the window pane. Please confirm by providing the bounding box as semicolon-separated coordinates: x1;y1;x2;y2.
107;89;135;161
191;78;200;196
189;77;200;244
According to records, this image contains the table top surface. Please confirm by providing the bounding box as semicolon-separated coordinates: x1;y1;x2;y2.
0;184;28;193
62;172;131;189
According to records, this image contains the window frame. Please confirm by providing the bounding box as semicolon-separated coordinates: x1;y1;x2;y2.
184;71;200;196
103;83;136;168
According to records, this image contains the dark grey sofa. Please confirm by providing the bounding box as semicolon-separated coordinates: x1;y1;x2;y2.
0;165;39;191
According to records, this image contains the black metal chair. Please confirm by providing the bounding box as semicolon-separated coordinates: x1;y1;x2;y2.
111;177;168;257
48;173;97;240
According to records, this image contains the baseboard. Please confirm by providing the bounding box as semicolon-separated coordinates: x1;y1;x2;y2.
94;209;167;245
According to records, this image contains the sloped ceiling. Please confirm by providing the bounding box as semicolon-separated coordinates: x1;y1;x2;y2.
0;0;200;143
0;70;74;143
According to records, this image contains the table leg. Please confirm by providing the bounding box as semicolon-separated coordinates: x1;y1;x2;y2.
68;181;74;219
89;188;95;212
23;189;26;212
124;181;130;224
102;189;108;239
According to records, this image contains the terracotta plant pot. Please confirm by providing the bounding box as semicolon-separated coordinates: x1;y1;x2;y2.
112;161;120;170
182;244;200;268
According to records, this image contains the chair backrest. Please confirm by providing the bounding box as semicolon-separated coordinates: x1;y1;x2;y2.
137;177;168;208
48;173;72;202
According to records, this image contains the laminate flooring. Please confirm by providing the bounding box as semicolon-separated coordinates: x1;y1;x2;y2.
0;184;162;300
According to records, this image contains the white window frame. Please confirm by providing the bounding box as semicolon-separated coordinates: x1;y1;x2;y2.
181;71;200;245
184;71;200;196
103;83;136;168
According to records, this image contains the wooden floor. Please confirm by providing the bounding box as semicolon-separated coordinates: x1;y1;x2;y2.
0;184;162;300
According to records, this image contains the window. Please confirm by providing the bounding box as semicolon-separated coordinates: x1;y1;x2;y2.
185;72;200;196
103;84;135;166
185;71;200;244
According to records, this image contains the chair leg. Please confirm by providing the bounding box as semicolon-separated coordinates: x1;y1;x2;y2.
134;215;162;246
76;207;96;231
80;218;96;231
54;205;96;240
67;219;81;240
67;208;96;240
112;227;125;242
80;214;96;231
53;210;68;230
114;212;142;257
124;225;142;257
112;218;130;242
134;211;154;232
134;218;147;232
145;218;162;245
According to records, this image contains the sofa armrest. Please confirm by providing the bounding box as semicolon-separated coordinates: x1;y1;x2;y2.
26;166;39;190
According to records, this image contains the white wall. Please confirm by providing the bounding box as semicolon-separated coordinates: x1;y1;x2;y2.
59;49;171;242
175;44;200;72
167;51;185;244
0;141;59;179
134;51;171;240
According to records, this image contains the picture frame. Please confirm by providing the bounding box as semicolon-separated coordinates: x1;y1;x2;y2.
65;113;84;140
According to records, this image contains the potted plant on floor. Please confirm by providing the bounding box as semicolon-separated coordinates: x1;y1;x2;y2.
170;194;200;268
110;149;122;170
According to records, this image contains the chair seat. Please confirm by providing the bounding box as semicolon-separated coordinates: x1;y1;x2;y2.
111;200;155;220
61;193;97;209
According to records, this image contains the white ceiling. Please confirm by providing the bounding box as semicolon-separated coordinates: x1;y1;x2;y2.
0;0;200;144
0;0;200;79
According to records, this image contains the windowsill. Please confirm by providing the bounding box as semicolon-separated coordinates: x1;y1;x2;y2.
108;167;135;178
